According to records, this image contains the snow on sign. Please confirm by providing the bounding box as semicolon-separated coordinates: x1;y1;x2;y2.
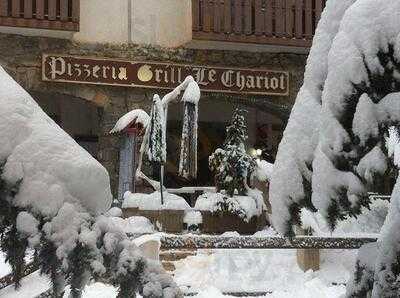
42;54;289;96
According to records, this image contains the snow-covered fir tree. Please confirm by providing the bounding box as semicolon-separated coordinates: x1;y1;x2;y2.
270;0;400;296
0;67;181;297
209;109;257;197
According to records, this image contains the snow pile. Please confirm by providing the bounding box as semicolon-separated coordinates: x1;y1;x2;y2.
110;216;155;234
386;126;400;166
174;249;353;296
109;109;150;134
195;191;264;222
300;199;388;236
255;160;273;182
269;0;358;236
0;66;112;216
183;211;203;226
122;191;191;210
182;79;201;104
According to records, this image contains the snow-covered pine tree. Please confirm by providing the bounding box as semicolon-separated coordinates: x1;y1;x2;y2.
270;0;400;296
269;0;357;237
209;109;257;197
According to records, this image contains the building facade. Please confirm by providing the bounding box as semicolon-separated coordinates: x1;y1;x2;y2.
0;0;324;196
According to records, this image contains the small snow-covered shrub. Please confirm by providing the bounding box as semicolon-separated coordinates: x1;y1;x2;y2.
209;109;257;197
183;211;202;232
195;191;264;222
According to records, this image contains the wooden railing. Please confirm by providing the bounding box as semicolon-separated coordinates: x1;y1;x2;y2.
192;0;326;47
0;0;80;31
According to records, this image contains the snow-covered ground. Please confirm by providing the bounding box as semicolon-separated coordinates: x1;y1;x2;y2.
0;247;355;298
174;249;352;297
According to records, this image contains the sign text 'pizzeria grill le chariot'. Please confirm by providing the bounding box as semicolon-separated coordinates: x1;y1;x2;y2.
42;54;289;96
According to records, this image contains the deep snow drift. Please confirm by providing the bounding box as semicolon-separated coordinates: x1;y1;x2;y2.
0;66;112;216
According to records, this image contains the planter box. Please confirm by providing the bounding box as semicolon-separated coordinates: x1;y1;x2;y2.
201;211;264;235
159;210;184;233
122;208;184;233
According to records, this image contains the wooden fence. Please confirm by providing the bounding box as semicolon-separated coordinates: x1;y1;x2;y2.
0;0;80;31
192;0;326;47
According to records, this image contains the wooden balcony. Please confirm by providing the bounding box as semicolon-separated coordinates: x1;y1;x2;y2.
0;0;80;31
192;0;326;48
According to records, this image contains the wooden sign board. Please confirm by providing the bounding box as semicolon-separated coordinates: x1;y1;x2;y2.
42;54;289;96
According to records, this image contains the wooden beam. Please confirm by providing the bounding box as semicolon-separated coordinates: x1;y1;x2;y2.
130;235;378;250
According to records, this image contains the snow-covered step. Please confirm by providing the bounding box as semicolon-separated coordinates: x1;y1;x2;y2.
0;271;50;298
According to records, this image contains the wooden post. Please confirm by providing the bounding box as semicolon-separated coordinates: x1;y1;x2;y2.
117;132;137;204
296;227;320;272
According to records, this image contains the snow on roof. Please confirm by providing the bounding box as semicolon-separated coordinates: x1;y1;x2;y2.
0;66;112;216
109;109;150;134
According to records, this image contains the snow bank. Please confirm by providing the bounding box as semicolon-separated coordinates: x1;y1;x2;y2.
300;199;388;236
122;191;191;210
174;249;352;296
110;216;155;234
182;80;201;104
255;160;273;182
0;66;112;216
183;211;203;226
109;109;150;134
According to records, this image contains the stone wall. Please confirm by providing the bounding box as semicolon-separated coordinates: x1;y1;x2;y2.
0;33;307;197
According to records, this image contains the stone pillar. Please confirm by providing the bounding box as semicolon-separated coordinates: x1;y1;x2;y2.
296;248;320;272
296;227;320;272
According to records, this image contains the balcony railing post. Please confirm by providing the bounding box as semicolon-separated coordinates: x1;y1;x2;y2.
304;0;313;39
223;0;231;33
24;0;32;19
36;0;45;20
233;0;242;34
72;0;80;24
285;0;294;38
254;0;263;36
0;1;8;17
295;0;303;39
244;0;252;35
265;0;273;37
192;0;200;31
11;0;20;18
213;0;221;33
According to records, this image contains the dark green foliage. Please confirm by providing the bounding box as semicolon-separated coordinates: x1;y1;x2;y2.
66;242;94;298
0;163;27;289
224;109;248;147
209;109;257;197
38;234;65;297
116;258;145;298
0;159;179;297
